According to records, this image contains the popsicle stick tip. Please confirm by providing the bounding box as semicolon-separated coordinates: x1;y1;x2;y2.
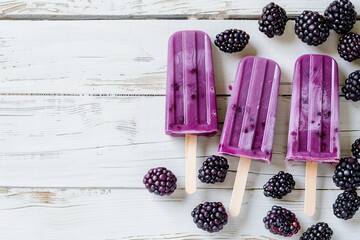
185;186;196;195
229;207;240;217
304;207;316;217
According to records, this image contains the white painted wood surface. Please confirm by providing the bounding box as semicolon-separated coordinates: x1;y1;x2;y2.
0;0;359;19
1;95;359;189
0;188;358;240
0;20;359;95
0;1;359;239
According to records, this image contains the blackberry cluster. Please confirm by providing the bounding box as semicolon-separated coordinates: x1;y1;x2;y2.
258;2;288;38
263;171;295;199
191;202;228;233
342;70;360;102
333;190;360;220
338;32;360;62
143;167;177;196
352;138;360;158
263;205;300;237
198;155;229;184
214;29;250;53
299;222;333;240
294;10;330;46
325;0;357;34
333;157;360;190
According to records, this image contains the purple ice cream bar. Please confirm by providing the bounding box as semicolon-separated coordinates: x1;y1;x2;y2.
165;31;218;137
286;54;340;162
218;56;281;163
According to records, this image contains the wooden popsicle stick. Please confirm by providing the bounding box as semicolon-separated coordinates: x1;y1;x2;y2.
229;157;251;217
304;161;318;216
185;134;197;194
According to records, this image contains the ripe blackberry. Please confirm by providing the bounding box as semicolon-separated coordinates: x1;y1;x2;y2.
263;171;295;199
333;157;360;190
333;190;360;220
258;2;288;38
325;0;357;34
351;138;360;158
198;155;229;184
294;10;330;46
143;167;177;196
299;222;333;240
338;32;360;62
214;29;250;53
191;202;228;233
263;205;300;237
342;70;360;102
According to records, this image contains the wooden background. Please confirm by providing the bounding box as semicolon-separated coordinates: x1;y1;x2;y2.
0;1;359;239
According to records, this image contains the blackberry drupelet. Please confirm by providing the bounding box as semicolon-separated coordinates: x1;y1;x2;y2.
299;222;333;240
214;29;250;53
191;202;228;233
342;70;360;102
263;205;300;237
263;171;295;199
325;0;357;34
333;157;360;190
294;10;330;46
143;167;177;196
352;138;360;158
258;2;288;38
338;32;360;62
198;155;229;184
333;190;360;220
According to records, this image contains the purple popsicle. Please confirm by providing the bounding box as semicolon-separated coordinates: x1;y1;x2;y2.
285;54;340;216
165;30;218;194
165;30;218;137
218;56;281;216
286;54;340;162
219;56;281;163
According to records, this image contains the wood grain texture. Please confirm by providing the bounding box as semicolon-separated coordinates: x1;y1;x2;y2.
0;187;358;240
0;95;358;188
0;20;359;95
0;0;359;19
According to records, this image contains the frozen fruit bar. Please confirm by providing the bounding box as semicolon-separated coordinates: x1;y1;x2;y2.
286;54;340;162
165;30;218;194
165;30;218;137
219;56;281;163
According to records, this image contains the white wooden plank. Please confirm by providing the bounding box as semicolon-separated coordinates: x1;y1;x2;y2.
0;0;359;19
0;20;359;95
0;95;358;188
0;187;357;239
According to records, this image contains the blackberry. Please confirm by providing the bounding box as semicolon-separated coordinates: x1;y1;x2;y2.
342;70;360;102
198;155;229;184
191;202;228;233
299;222;333;240
352;138;360;158
143;167;177;196
258;2;288;38
214;29;250;53
263;171;295;199
338;32;360;62
325;0;357;34
263;205;300;237
294;10;330;46
333;157;360;190
333;190;360;220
